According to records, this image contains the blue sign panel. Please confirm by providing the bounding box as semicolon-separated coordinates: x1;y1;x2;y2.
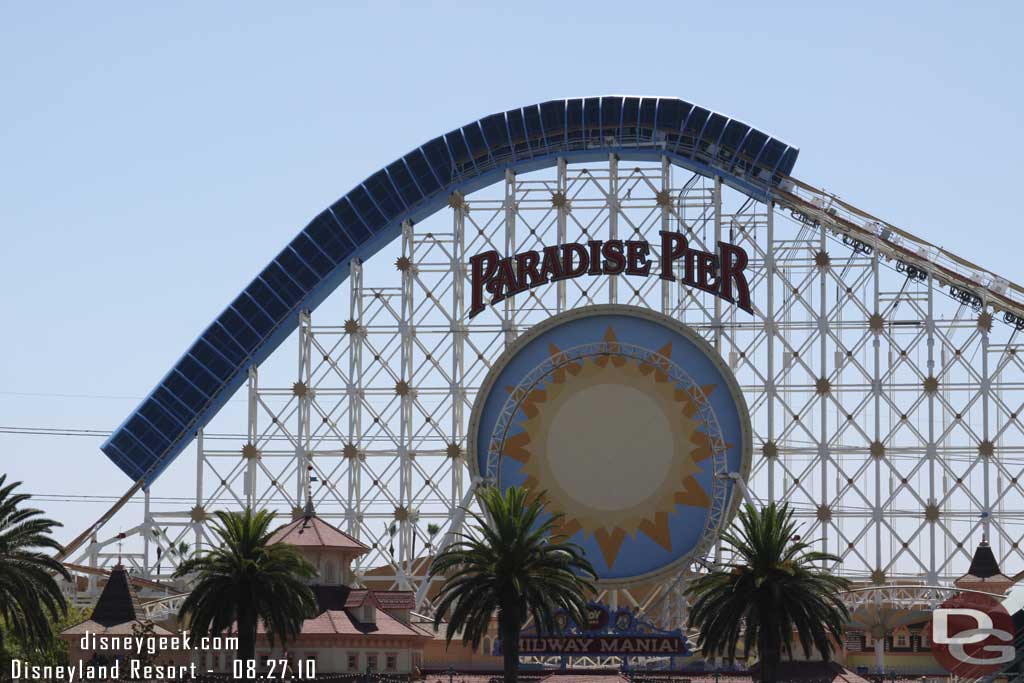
469;305;751;585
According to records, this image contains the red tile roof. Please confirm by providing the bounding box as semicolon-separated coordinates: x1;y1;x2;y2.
268;514;369;553
373;590;416;611
258;607;432;639
539;676;629;683
61;619;173;637
306;585;415;613
344;589;372;609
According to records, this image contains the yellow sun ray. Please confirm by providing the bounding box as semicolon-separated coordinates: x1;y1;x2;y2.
594;527;627;567
547;343;582;382
503;432;532;461
639;511;673;552
594;327;627;368
552;518;583;540
674;477;711;507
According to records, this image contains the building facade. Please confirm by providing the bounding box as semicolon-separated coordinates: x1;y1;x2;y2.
237;507;433;675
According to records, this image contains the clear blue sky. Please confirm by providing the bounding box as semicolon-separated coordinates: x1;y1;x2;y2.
1;1;1022;542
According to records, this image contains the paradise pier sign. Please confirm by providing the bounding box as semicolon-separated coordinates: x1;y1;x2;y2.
469;230;753;318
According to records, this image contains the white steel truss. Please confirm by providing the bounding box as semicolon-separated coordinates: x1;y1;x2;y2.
71;158;1024;633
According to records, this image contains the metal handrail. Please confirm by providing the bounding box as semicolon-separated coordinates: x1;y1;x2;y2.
774;178;1024;324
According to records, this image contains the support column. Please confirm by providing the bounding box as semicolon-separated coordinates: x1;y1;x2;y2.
504;169;517;347
556;157;567;312
608;153;618;304
398;220;415;587
195;430;204;553
819;216;829;557
347;259;365;547
711;174;724;567
660;156;671;315
872;250;883;585
926;276;937;582
981;300;992;540
451;200;466;512
712;175;723;353
142;489;151;578
766;203;776;500
88;533;98;597
297;310;313;508
246;366;258;508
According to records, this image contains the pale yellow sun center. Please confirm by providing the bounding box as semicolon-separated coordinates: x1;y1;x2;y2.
545;382;677;513
513;352;706;535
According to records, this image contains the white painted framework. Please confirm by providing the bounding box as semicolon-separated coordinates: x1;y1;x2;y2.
72;158;1024;642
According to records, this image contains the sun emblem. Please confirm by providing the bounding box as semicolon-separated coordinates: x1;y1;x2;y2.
500;326;723;568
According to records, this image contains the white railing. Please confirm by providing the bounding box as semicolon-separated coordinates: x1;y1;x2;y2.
140;593;188;620
774;178;1024;323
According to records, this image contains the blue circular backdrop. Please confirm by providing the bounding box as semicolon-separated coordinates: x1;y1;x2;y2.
468;305;751;585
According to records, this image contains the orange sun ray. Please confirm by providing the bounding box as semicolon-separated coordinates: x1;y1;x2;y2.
689;431;733;462
603;326;620;348
689;432;715;462
552;518;583;540
594;327;627;368
639;511;673;552
547;343;582;382
502;432;532;461
674;476;711;507
638;342;673;380
518;388;549;418
594;527;627;567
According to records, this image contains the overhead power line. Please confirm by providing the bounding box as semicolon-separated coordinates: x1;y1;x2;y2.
0;390;143;400
0;426;110;437
0;425;266;440
0;389;247;402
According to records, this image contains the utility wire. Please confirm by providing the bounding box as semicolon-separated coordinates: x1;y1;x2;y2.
0;389;246;403
0;426;275;440
0;426;110;437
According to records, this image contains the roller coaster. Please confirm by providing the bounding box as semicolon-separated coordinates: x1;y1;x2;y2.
53;99;1024;676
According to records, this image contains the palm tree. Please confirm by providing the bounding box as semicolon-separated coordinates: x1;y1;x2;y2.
385;521;397;559
686;503;851;683
429;486;596;683
172;509;318;661
0;474;70;653
426;522;441;549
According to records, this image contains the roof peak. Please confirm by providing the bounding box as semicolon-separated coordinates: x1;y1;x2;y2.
269;513;370;553
965;539;1005;580
90;563;143;627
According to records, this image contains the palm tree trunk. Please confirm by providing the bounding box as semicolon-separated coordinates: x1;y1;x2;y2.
758;630;779;683
237;607;257;662
499;602;521;683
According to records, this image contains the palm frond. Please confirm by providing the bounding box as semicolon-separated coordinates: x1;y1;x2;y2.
0;475;70;652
